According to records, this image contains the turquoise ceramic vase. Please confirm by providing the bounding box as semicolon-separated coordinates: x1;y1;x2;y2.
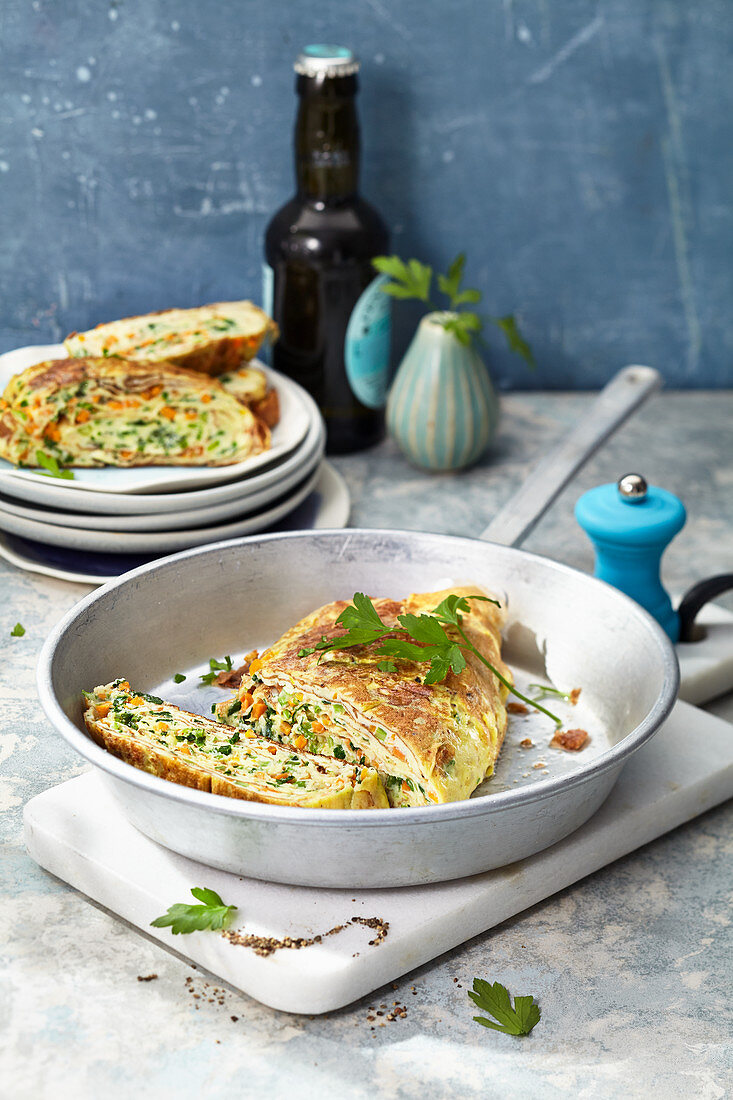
386;312;500;471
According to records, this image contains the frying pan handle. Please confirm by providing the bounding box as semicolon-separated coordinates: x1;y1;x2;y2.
480;365;662;548
678;574;733;643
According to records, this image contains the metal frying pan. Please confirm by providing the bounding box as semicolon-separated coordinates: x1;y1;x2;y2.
38;366;679;888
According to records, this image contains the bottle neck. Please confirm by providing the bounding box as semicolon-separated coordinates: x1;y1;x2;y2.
294;74;360;202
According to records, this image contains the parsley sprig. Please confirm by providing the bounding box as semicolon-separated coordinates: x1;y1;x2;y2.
10;622;25;637
373;252;535;365
150;887;237;935
469;978;541;1036
375;256;433;302
199;656;233;685
35;449;74;480
298;592;561;726
528;682;573;703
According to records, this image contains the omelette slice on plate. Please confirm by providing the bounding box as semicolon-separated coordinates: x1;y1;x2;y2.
65;300;277;376
0;356;269;468
216;588;511;808
83;681;388;810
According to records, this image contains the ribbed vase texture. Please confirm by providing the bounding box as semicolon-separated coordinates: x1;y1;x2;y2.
386;313;500;471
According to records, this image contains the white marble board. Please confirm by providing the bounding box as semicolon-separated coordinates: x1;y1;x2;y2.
24;697;733;1015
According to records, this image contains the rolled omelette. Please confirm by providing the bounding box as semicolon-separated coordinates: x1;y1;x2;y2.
65;300;277;376
83;680;388;809
216;588;511;808
0;357;269;468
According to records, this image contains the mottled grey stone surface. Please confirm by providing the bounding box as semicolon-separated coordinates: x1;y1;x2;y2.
1;392;731;1099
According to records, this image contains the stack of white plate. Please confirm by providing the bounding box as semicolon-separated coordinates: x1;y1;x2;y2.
0;344;349;585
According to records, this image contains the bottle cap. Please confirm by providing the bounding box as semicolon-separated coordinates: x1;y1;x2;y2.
295;45;360;78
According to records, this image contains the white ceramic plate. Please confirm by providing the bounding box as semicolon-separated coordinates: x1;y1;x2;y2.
0;411;325;515
0;462;333;554
0;344;315;494
0;463;350;585
0;436;324;531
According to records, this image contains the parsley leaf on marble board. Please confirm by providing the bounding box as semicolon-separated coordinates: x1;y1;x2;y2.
150;887;237;935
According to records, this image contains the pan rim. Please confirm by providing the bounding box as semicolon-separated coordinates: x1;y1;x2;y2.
37;527;680;827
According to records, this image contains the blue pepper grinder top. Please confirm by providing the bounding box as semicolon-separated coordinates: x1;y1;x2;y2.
575;473;687;643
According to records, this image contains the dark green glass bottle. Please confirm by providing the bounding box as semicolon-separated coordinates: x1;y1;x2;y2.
264;46;391;454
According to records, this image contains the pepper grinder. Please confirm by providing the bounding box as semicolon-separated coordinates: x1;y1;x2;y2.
575;473;687;642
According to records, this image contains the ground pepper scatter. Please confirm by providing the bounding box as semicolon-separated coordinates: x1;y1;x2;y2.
184;977;228;1010
366;1000;408;1026
222;915;389;957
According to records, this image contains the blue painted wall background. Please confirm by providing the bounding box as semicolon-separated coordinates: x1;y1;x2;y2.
1;0;731;389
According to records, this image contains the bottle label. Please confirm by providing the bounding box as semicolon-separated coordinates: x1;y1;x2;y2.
344;274;392;409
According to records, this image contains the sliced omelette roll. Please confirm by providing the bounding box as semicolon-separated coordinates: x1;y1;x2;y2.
0;357;269;468
83;681;388;810
218;365;280;428
216;589;511;808
65;300;277;376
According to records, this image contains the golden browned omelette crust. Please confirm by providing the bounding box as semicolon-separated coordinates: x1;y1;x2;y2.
83;681;388;809
0;356;270;468
217;364;280;428
65;300;278;376
220;588;511;807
